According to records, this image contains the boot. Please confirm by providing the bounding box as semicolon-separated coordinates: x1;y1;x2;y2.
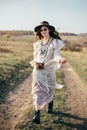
47;100;53;114
32;110;40;124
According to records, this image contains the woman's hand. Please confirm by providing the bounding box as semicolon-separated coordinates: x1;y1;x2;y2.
59;58;67;64
36;63;44;70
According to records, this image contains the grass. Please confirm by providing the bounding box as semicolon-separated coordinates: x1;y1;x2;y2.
0;36;33;103
61;48;87;86
61;35;87;86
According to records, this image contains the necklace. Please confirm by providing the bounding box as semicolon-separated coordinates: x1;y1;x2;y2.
40;38;53;58
41;37;51;46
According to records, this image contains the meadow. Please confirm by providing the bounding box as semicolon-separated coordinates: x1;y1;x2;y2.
0;31;87;129
61;35;87;86
0;34;34;103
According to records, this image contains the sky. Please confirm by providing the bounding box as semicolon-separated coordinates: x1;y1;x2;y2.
0;0;87;34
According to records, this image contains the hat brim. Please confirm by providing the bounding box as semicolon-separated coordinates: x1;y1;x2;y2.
34;25;55;32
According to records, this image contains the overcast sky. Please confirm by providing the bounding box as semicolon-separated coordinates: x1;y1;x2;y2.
0;0;87;34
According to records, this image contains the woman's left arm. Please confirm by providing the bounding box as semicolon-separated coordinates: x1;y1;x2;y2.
54;39;67;64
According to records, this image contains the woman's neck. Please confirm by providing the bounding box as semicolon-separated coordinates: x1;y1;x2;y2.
43;36;51;43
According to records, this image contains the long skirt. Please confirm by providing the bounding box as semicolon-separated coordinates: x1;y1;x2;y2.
32;68;56;110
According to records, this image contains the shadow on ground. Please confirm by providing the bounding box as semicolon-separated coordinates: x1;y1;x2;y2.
53;111;87;130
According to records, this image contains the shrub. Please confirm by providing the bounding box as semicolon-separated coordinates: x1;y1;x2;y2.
70;43;82;52
0;47;12;53
62;40;82;52
83;41;87;47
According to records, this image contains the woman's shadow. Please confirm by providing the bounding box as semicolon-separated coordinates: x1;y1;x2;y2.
52;111;87;130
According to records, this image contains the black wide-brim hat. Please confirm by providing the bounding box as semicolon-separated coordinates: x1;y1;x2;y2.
34;21;55;32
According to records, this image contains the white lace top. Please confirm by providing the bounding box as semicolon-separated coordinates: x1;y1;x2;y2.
30;39;64;92
30;39;64;70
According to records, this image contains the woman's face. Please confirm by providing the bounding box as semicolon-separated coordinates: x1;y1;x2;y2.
40;26;50;38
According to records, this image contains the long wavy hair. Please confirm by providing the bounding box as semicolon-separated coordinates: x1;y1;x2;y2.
35;26;61;40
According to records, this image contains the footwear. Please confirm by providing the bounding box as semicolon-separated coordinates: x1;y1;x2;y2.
32;110;40;124
47;100;53;114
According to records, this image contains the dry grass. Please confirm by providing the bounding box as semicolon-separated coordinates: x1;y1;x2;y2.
61;35;87;86
0;35;34;103
61;35;87;52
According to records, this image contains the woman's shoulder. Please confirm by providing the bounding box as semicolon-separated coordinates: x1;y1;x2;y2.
52;38;63;44
33;40;41;48
52;38;64;50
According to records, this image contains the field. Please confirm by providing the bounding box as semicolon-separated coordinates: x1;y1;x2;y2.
61;35;87;86
0;34;34;103
0;32;87;130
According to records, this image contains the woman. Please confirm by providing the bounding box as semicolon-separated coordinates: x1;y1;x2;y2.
30;21;67;124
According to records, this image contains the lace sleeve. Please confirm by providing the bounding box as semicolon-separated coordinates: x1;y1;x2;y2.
53;39;64;50
52;39;64;62
33;41;40;59
33;42;37;59
30;41;41;67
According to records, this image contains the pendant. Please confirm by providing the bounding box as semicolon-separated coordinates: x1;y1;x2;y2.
41;49;45;54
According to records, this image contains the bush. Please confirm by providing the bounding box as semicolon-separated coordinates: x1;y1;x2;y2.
70;43;82;52
0;47;13;53
83;41;87;47
63;40;82;52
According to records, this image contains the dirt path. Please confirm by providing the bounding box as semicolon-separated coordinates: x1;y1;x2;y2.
0;63;87;130
0;74;33;130
62;63;87;129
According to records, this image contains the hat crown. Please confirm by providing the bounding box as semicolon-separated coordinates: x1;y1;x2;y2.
40;21;49;26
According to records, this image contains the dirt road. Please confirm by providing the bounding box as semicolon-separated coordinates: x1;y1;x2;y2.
62;63;87;130
0;74;32;130
0;63;87;130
